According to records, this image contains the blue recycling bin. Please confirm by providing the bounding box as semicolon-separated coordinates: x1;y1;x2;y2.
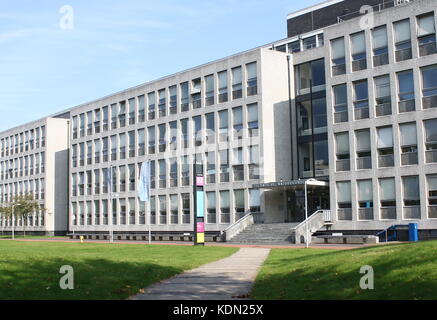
409;223;418;242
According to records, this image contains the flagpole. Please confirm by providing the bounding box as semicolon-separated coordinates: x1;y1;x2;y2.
109;165;114;243
148;200;151;245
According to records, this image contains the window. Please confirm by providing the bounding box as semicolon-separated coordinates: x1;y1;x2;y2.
128;164;135;191
102;106;109;131
335;132;350;172
138;129;145;156
191;78;201;109
128;98;135;125
148;126;155;154
403;176;421;219
218;71;228;103
206;192;216;224
128;131;135;158
158;124;166;153
427;175;437;218
182;193;190;224
353;80;369;120
138;95;145;122
337;181;352;220
118;101;126;127
351;32;367;71
331;37;346;75
247;103;259;137
394;19;412;61
158;159;166;189
295;59;326;95
205;75;214;106
219;110;229;142
377;127;394;168
150;196;156;224
94;139;101;164
158;89;166;117
181;118;188;148
249;145;260;180
400;123;418;166
170;195;178;224
379;178;396;219
358;180;373;220
181;156;190;186
220;191;230;223
169;121;177;150
219;149;229;182
233;106;243;140
397;70;415;112
180;82;189;112
110;104;117;129
232;67;242;99
169;158;178;187
232;147;244;181
150;160;156;189
333;84;348;123
249;189;260;213
246;62;257;96
193;116;202;146
72;116;78;139
119;133;126;160
119;165;126;192
169;86;177;114
148;92;156;120
356;129;371;170
159;195;167;224
417;14;436;56
421;65;437;109
372;26;389;66
102;137;109;162
425;119;437;163
94;109;101;133
206;151;216;184
234;190;245;221
374;75;391;116
205;113;215;144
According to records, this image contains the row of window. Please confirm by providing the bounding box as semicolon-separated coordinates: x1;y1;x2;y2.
71;63;258;140
333;64;437;123
0;179;45;203
0;126;46;158
0;152;45;180
0;208;45;227
335;118;437;171
71;189;261;226
336;174;437;221
71;104;259;167
71;148;261;197
331;12;436;76
274;32;325;54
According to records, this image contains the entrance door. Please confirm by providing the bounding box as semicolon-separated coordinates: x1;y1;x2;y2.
286;187;330;223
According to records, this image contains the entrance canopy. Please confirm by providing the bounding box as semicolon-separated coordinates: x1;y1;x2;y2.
253;178;329;191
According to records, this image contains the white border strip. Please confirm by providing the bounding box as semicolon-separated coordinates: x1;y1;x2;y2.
287;0;345;20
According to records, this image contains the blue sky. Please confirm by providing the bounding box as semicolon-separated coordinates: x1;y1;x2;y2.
0;0;320;131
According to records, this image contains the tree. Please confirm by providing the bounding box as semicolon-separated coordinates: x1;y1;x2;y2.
0;193;45;237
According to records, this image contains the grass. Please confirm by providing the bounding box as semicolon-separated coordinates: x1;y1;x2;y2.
0;241;238;300
251;241;437;300
0;235;68;239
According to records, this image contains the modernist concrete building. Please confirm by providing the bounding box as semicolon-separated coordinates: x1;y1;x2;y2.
1;0;436;241
0;117;69;235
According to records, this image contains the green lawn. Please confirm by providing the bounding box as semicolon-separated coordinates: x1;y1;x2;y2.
251;241;437;300
0;235;68;239
0;241;238;300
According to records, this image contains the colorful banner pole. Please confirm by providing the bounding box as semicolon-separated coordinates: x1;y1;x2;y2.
193;162;205;246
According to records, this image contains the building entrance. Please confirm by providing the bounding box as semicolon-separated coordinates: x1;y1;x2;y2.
286;187;330;223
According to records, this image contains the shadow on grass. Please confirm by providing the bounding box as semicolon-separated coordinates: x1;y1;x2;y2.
0;257;182;300
251;242;437;300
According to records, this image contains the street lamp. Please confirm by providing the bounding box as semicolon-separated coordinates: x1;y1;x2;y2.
304;180;309;249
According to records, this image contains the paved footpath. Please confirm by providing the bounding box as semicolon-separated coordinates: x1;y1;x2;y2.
129;247;271;300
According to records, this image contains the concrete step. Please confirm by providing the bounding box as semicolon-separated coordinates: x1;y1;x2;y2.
228;223;297;245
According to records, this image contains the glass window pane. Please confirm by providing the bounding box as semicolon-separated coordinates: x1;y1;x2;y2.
351;32;366;55
377;127;393;148
418;15;435;37
394;19;411;43
356;130;371;151
358;180;373;201
403;176;419;199
372;26;388;49
400;122;417;146
380;178;395;201
425;119;437;142
331;38;345;59
336;132;349;154
337;181;351;202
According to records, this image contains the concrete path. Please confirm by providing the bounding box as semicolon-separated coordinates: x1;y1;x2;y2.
129;247;270;300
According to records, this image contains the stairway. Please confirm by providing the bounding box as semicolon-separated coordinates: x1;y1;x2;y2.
227;223;299;245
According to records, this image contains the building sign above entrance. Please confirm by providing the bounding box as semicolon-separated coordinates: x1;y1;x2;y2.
254;179;329;189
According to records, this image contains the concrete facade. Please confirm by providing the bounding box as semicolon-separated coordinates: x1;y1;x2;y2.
0;117;69;235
